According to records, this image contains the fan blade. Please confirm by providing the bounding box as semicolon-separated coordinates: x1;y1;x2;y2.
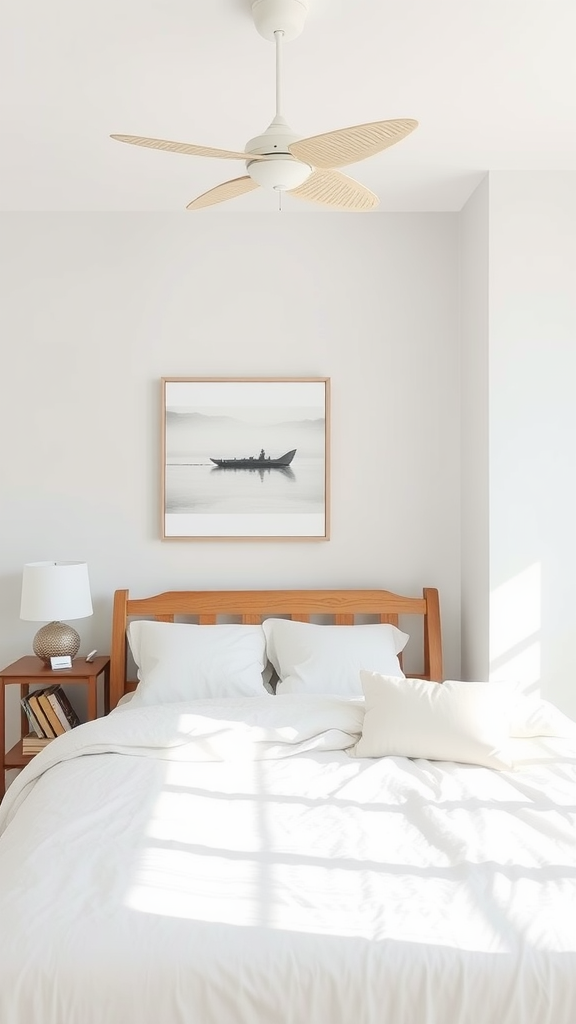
186;176;261;211
288;169;378;211
289;119;418;169
110;135;266;161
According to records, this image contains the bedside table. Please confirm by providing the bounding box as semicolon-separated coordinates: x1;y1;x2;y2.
0;655;110;799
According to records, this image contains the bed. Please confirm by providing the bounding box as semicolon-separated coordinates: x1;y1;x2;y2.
0;586;575;1024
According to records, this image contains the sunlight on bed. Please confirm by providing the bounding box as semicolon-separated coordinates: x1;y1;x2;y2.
122;722;576;954
490;563;541;688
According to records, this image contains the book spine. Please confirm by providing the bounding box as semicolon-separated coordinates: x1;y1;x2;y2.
45;691;73;732
37;693;66;736
53;686;81;729
20;697;44;738
28;693;56;738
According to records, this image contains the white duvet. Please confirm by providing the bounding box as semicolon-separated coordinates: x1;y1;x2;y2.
0;695;575;1024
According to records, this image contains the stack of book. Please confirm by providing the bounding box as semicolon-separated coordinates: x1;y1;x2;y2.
21;734;53;754
21;684;81;753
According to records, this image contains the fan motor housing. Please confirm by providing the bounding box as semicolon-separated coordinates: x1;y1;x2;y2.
251;0;309;41
245;122;300;156
245;116;312;190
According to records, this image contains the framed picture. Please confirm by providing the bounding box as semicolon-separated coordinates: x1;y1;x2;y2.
161;377;330;540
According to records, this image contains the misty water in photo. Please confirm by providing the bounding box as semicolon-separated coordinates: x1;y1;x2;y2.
165;408;325;515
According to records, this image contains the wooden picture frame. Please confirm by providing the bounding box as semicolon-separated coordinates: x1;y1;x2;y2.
161;377;330;541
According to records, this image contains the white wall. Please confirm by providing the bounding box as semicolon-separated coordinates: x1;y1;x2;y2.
459;176;489;681
458;172;576;717
488;172;576;717
0;212;461;749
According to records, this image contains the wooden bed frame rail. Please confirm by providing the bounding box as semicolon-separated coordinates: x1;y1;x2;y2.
110;588;443;710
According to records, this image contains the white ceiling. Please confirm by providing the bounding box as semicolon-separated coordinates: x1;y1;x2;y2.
1;0;575;213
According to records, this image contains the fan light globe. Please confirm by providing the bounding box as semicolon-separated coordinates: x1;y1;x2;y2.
247;156;312;191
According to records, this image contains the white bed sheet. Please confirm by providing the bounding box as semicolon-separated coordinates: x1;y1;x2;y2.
0;695;575;1024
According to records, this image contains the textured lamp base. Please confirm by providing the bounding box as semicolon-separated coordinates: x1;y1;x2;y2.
33;621;81;664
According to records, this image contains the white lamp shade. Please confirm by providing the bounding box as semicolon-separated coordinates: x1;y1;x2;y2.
20;561;93;622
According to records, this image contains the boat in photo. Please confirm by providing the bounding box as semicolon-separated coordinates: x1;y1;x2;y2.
210;448;297;469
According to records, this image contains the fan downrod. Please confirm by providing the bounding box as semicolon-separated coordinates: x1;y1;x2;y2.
251;0;309;42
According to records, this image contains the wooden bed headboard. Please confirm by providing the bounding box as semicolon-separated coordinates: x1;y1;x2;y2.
110;587;443;710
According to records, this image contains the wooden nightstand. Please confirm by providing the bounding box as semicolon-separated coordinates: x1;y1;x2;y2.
0;655;110;799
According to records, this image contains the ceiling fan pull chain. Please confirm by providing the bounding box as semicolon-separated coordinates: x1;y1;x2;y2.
275;29;284;119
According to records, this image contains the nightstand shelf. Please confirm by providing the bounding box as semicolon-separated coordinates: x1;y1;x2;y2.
4;738;52;770
1;655;110;799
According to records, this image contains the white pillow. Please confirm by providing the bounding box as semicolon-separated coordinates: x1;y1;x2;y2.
262;619;408;696
510;695;576;738
127;620;268;705
349;672;515;769
446;682;576;738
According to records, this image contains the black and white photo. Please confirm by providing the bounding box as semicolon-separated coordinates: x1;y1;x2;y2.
162;378;330;539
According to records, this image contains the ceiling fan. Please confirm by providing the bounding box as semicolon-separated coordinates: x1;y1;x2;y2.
111;0;418;212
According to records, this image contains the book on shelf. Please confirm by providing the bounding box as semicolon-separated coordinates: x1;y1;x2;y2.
37;686;67;736
50;685;81;730
27;691;57;737
22;733;55;754
24;685;81;739
20;696;45;737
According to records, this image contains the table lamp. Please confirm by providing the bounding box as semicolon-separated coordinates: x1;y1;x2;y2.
20;561;93;664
